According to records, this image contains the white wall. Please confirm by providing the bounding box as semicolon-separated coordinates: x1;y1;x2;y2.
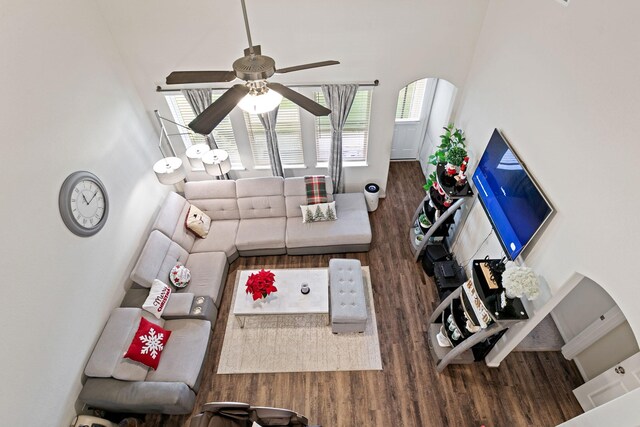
419;79;458;176
453;0;640;421
557;387;640;427
553;277;639;380
576;321;639;380
455;0;640;338
96;0;490;193
0;1;167;425
553;277;617;342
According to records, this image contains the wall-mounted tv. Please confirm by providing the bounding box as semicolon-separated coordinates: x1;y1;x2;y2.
472;129;554;260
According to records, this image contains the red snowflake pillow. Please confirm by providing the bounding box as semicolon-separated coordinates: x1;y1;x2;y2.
124;317;172;370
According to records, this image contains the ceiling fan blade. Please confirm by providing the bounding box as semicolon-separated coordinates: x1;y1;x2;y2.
243;45;261;56
267;82;331;116
275;60;340;74
165;71;236;85
189;84;250;135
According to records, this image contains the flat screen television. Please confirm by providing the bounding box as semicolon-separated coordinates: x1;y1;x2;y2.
472;129;553;260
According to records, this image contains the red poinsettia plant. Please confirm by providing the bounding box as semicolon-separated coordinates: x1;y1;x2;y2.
245;269;277;301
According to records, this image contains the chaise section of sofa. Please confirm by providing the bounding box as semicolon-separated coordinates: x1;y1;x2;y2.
235;177;287;256
284;177;372;254
79;308;210;414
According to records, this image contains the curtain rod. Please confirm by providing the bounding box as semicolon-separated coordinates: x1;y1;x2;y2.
155;79;379;93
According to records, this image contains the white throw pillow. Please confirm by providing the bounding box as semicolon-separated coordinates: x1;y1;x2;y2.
185;204;211;238
300;201;338;223
169;264;191;288
142;279;172;319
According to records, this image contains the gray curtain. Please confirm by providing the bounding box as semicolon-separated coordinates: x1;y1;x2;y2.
322;84;358;193
258;107;284;177
182;89;218;149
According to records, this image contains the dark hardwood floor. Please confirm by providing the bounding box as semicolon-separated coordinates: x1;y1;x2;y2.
146;161;583;427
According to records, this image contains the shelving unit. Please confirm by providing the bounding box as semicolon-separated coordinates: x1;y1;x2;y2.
426;260;529;372
410;164;473;261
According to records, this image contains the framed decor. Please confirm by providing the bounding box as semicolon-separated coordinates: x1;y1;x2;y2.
58;171;109;237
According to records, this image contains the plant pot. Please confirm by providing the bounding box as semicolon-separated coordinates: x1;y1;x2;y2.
504;287;519;299
419;213;431;229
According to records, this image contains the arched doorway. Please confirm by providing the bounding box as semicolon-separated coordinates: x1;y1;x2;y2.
552;275;640;411
390;78;457;162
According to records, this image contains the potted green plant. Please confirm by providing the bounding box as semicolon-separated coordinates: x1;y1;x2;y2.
422;171;437;192
424;124;469;191
428;124;466;167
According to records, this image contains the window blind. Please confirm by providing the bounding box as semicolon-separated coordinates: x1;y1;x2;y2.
164;93;243;168
395;78;428;120
243;98;304;167
314;89;372;163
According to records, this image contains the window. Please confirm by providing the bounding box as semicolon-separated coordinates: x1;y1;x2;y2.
243;98;304;168
395;78;428;121
314;89;372;164
164;93;243;168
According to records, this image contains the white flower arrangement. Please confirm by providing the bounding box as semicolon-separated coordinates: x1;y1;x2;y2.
501;262;540;301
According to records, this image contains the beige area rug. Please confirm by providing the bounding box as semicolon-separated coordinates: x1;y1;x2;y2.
217;266;382;374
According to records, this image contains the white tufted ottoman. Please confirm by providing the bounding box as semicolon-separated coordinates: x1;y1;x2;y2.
329;258;367;333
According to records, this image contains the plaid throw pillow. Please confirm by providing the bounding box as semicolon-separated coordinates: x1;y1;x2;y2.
305;175;328;205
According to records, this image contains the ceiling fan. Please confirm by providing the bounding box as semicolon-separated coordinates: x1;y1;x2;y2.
165;0;340;136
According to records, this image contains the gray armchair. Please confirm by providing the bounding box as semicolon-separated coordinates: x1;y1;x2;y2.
190;402;319;427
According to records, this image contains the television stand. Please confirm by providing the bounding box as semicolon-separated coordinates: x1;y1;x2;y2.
409;163;473;261
426;259;529;372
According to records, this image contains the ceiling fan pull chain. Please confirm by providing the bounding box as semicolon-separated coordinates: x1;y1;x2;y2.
240;0;254;55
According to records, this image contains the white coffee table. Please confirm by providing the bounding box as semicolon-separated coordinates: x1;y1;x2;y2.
233;268;329;328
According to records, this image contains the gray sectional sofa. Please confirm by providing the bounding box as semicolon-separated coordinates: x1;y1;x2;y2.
79;176;372;415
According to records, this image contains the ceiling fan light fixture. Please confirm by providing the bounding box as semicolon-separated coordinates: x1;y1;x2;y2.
238;88;282;114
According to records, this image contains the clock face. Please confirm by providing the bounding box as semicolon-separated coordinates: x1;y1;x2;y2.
59;171;109;237
69;179;106;229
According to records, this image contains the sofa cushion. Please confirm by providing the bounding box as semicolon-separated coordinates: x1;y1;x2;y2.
237;194;286;219
185;180;240;221
130;231;189;288
124;316;172;370
284;176;333;218
236;177;285;219
286;193;371;248
190;219;239;259
79;378;196;415
235;217;287;251
85;308;164;381
145;318;210;389
184;251;228;306
152;192;195;252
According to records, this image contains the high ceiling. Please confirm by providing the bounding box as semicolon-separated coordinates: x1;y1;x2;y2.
97;0;489;106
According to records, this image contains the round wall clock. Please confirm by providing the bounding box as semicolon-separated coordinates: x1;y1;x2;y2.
59;171;109;237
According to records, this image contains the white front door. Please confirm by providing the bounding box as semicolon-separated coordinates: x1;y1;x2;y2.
573;351;640;411
391;121;423;159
